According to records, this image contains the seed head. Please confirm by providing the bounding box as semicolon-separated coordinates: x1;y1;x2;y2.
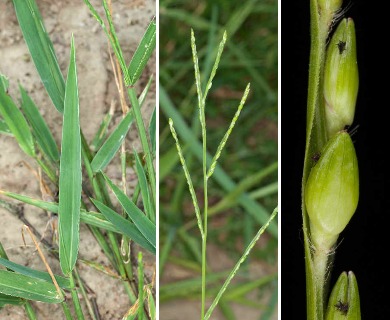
324;18;359;138
305;132;359;249
325;271;361;319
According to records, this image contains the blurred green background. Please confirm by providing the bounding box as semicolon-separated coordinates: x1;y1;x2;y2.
159;0;278;318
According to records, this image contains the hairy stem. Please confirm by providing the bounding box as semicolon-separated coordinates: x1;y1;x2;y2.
304;1;337;319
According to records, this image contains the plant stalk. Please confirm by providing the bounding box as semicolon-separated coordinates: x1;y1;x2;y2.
200;88;208;320
107;232;137;303
61;301;74;320
74;268;98;320
69;272;85;320
127;87;156;203
35;157;57;184
304;1;338;319
24;301;38;320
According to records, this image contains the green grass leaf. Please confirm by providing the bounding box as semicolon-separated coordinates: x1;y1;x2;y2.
58;36;82;275
223;273;276;300
0;258;71;289
149;106;156;155
134;150;153;222
139;75;153;108
0;119;12;136
102;173;156;249
0;87;35;157
137;252;145;320
0;293;24;307
19;85;60;162
0;74;9;92
82;0;130;85
80;210;121;233
146;286;156;320
90;107;114;152
0;270;63;303
0;190;122;233
128;18;156;85
13;0;65;113
159;145;180;182
91;111;134;173
91;199;155;254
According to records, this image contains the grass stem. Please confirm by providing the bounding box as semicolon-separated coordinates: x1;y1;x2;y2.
35;157;57;184
74;268;98;320
304;1;341;318
24;301;37;320
127;88;156;203
107;232;137;303
60;301;73;320
69;272;85;320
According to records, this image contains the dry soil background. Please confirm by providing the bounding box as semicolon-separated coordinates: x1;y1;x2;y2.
0;0;155;319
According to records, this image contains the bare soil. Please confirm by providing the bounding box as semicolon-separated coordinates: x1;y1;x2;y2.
0;0;156;319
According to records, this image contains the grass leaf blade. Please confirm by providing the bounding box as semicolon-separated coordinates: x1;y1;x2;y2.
139;75;153;108
102;173;156;249
91;111;134;173
149;106;156;155
13;0;65;113
128;18;156;85
0;293;24;307
91;199;155;254
19;85;60;162
90;104;114;152
134;150;153;222
0;270;63;303
0;119;12;136
58;36;82;275
0;258;71;289
0;88;35;157
0;74;9;92
0;189;121;233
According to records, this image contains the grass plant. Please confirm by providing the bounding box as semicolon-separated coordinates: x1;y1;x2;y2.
168;29;277;320
160;0;278;316
0;1;155;319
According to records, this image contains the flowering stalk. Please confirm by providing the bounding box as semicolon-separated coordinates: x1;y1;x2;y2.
303;1;361;319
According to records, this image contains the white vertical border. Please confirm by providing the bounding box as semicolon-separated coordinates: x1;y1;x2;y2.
155;0;160;318
277;0;281;318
